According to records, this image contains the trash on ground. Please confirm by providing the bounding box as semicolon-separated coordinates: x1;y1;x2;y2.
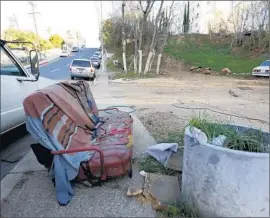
23;80;134;206
229;89;238;97
211;135;227;147
144;143;178;166
139;170;146;177
127;187;143;197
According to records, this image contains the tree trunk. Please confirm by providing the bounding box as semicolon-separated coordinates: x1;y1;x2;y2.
134;14;139;73
122;2;127;73
138;50;142;74
137;0;155;74
138;17;145;74
156;1;174;75
128;55;134;70
149;49;155;72
144;0;164;74
144;51;153;74
156;53;162;74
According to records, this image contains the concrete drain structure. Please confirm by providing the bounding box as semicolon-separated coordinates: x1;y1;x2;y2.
181;125;269;217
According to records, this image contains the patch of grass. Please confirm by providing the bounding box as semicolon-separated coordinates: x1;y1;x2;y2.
188;116;267;153
106;54;122;72
165;35;265;74
139;156;179;176
159;203;199;218
166;131;185;146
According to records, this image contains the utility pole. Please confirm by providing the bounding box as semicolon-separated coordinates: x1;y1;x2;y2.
100;1;105;73
28;1;40;50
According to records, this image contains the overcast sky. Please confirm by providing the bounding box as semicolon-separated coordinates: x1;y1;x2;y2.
1;1;113;47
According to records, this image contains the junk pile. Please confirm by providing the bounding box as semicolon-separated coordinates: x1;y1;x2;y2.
23;80;134;206
127;143;183;211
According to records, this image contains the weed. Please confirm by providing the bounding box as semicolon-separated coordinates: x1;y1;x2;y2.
166;131;184;146
188;116;267;153
139;156;179;176
159;203;199;217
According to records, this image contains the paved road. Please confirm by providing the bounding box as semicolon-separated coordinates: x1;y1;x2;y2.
1;47;98;180
40;48;97;80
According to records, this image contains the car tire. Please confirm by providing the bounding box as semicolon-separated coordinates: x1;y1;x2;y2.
71;76;75;80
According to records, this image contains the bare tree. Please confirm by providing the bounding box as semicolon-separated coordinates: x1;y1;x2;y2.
170;2;184;35
8;14;20;29
228;2;250;48
138;0;155;74
134;12;139;73
156;1;174;75
144;0;164;74
122;1;127;72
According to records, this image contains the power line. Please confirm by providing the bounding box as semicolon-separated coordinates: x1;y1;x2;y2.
28;1;40;49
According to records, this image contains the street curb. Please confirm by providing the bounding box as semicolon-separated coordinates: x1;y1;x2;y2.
1;151;33;202
25;56;60;70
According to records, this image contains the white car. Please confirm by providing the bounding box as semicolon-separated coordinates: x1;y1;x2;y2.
70;59;96;81
252;60;269;77
72;46;79;52
60;50;70;57
0;39;55;134
94;51;102;59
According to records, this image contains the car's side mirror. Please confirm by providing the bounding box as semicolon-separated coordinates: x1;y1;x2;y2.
29;49;40;80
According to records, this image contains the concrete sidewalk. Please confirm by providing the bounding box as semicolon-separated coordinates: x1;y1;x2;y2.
1;71;157;217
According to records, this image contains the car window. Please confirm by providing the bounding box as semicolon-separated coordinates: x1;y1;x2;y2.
91;57;99;61
0;47;27;77
260;60;270;67
71;60;91;67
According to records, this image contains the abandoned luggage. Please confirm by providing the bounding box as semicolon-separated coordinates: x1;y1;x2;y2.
23;80;134;206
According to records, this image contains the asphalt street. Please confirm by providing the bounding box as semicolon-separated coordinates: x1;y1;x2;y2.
40;48;98;80
1;47;98;180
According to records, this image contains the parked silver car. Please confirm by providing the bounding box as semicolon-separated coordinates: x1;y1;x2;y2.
69;59;96;81
252;60;269;77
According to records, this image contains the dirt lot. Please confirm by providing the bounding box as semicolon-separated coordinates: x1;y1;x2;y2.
108;71;269;143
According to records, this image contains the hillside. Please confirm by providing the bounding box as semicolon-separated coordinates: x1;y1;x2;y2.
164;34;268;74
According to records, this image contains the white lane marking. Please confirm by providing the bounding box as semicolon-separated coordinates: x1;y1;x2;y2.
51;69;60;73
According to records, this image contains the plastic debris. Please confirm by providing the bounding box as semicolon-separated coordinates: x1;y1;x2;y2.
211;135;227;147
144;143;178;166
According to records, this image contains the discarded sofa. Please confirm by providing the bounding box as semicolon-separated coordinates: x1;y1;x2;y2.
23;80;133;206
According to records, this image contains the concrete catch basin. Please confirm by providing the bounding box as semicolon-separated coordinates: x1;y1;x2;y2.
181;125;269;217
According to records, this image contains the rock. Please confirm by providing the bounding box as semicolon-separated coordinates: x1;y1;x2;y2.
196;68;201;73
203;69;211;75
127;187;143;197
190;66;202;71
229;89;238;97
189;66;197;71
221;67;232;74
205;67;211;70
